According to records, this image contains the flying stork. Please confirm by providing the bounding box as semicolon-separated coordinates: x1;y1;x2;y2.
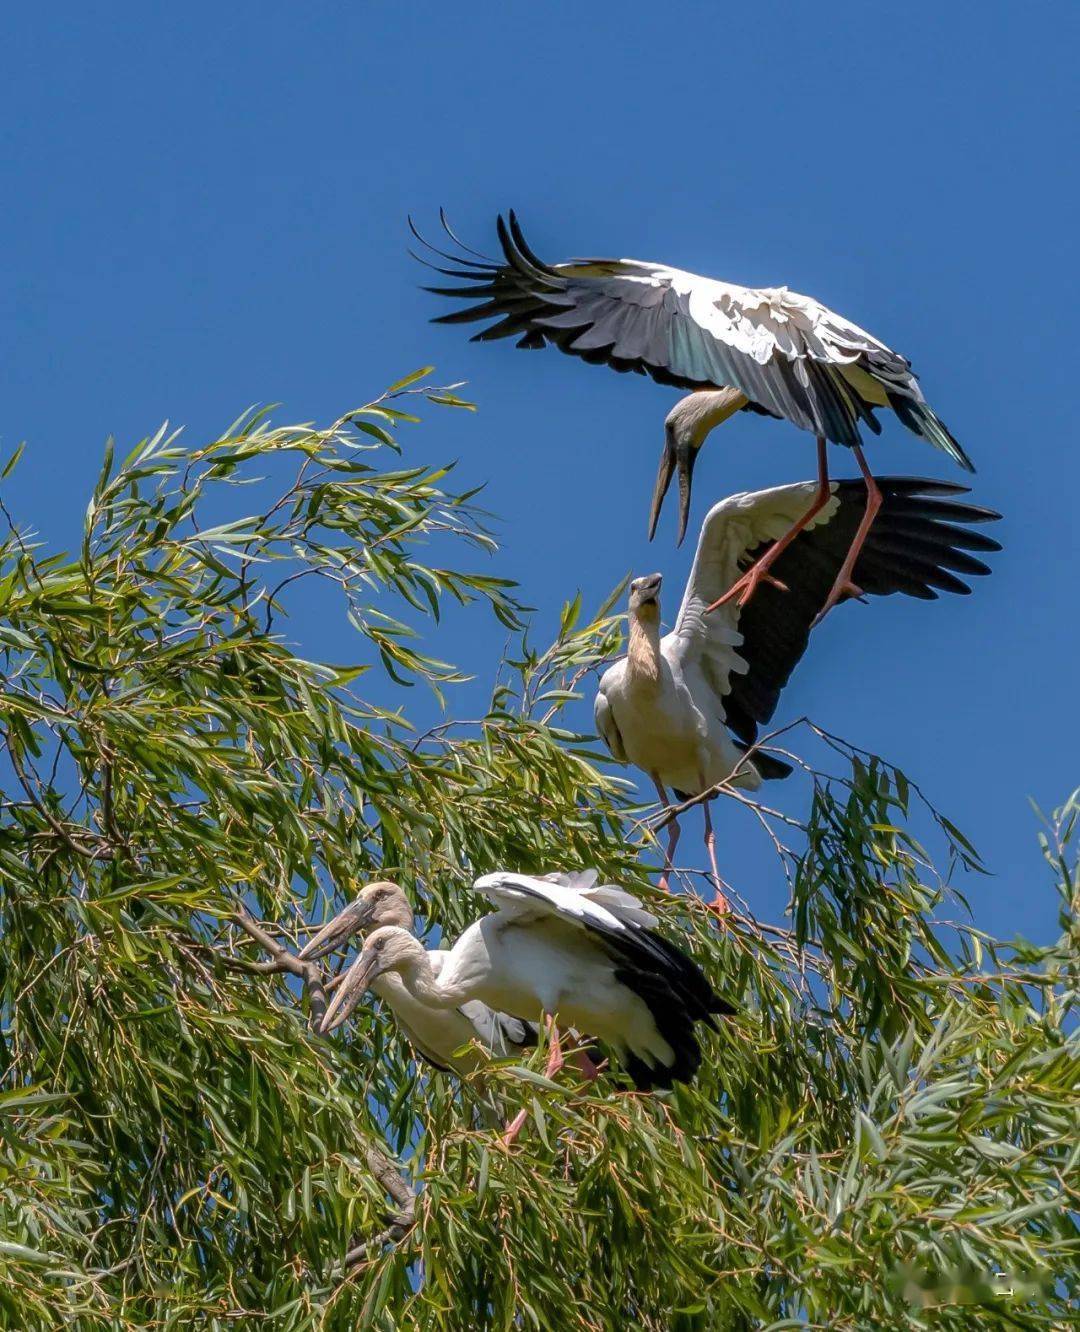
593;479;1000;907
415;211;975;618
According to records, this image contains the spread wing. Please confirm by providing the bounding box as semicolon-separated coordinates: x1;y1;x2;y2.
664;478;1000;750
415;211;972;466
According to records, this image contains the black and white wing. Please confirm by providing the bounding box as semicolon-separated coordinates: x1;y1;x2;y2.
472;870;732;1025
665;478;1001;757
416;212;971;467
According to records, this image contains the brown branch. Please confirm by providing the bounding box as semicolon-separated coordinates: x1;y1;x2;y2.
5;739;111;862
341;1145;417;1269
229;907;329;1027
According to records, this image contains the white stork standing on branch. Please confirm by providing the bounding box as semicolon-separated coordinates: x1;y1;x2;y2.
302;881;536;1072
320;870;734;1145
414;211;976;618
593;479;1000;908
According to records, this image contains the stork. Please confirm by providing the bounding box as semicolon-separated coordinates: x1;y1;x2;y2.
302;880;535;1072
415;211;975;618
593;479;1000;907
320;870;734;1144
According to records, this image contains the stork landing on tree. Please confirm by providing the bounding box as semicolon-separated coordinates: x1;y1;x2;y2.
594;479;1000;908
322;870;734;1145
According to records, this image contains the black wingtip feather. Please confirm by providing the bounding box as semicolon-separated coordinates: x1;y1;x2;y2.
721;476;1001;747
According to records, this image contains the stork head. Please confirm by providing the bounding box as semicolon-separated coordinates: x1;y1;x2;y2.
299;879;412;961
649;389;747;545
628;572;663;616
317;925;425;1034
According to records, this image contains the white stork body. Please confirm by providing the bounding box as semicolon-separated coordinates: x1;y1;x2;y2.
331;871;732;1101
595;479;1001;901
418;211;974;558
305;881;534;1071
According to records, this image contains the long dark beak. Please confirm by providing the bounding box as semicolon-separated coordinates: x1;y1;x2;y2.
300;899;376;962
319;949;381;1034
647;427;698;546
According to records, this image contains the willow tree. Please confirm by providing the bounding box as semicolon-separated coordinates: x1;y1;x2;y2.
0;378;1076;1331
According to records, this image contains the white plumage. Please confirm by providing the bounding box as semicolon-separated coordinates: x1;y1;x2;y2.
594;478;1000;903
418;210;974;566
323;869;731;1142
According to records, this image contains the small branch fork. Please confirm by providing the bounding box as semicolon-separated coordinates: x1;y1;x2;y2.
224;905;416;1269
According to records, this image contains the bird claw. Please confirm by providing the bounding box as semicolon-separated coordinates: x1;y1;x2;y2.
708;891;731;919
707;567;789;612
812;580;865;627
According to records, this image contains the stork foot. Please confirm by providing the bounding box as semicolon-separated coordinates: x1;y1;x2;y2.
812;579;866;627
708;890;731;918
708;566;789;612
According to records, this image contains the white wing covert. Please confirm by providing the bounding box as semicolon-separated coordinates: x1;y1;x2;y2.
663;482;839;709
473;871;658;932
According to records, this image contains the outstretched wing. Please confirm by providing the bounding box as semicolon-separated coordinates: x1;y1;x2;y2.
665;478;1001;751
415;211;969;462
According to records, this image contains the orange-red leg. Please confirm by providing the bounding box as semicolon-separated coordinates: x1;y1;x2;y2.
813;446;882;624
652;775;680;892
707;436;831;612
701;793;729;915
501;1017;563;1146
571;1046;604;1082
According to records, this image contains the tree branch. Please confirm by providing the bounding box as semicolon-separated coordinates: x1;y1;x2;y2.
341;1146;416;1269
229;906;329;1027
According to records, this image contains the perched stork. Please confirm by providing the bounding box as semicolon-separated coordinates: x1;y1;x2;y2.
303;881;535;1072
594;479;1000;906
323;869;734;1144
415;211;974;617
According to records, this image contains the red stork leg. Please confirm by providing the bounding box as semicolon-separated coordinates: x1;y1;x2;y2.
652;775;680;893
812;445;882;625
501;1016;564;1146
701;790;730;917
707;436;831;612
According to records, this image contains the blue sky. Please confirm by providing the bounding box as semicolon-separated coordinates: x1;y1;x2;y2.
1;3;1076;943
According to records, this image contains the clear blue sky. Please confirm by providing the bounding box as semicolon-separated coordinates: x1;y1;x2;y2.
2;3;1076;943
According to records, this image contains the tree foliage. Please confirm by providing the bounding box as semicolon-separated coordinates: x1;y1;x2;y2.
0;381;1077;1329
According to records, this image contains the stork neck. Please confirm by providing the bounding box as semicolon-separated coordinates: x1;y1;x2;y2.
669;387;748;448
402;958;468;1009
627;608;663;687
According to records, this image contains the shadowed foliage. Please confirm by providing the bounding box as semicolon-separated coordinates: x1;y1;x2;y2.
0;378;1076;1329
